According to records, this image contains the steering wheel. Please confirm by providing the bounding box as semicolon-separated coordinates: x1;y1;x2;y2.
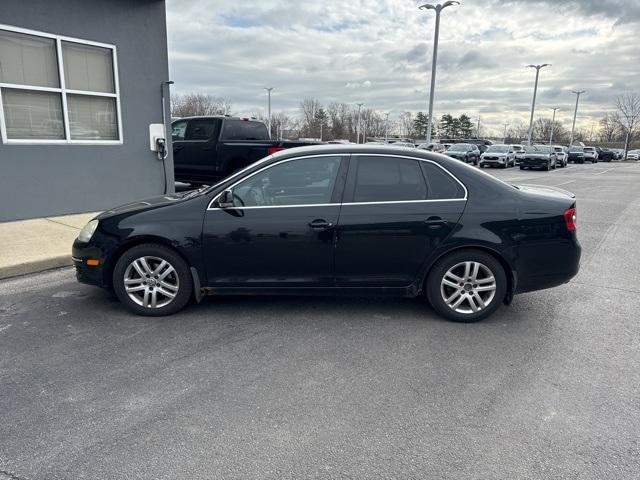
232;192;245;207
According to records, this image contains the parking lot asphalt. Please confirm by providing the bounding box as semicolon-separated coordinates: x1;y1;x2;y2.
1;162;639;479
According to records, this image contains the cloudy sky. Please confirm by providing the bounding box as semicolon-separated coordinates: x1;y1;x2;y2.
165;0;639;136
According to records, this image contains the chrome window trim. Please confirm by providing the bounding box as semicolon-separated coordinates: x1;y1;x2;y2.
206;152;468;211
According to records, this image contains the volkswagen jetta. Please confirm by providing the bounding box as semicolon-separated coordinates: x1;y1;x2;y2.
73;145;581;322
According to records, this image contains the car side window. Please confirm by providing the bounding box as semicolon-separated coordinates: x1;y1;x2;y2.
353;156;427;203
420;162;466;200
171;121;187;141
231;156;342;207
185;119;218;141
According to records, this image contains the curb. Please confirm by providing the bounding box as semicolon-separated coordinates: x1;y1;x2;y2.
0;255;73;280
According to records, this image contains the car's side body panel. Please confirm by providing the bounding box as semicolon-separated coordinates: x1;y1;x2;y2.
72;145;581;307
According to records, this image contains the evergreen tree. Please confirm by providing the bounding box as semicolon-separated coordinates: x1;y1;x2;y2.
458;114;474;138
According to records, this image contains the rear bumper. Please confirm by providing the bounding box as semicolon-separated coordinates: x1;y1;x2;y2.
515;238;581;294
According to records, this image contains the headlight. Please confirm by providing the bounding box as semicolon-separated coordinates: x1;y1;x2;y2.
77;219;99;243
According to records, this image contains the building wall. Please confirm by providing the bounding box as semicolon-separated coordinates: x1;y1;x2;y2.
0;0;173;222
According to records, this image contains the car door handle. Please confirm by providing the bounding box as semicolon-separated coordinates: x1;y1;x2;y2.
308;219;334;229
424;217;447;227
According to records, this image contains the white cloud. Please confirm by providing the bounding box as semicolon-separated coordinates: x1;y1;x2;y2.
166;0;640;136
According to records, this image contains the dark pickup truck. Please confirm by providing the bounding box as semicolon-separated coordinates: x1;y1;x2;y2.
171;116;317;184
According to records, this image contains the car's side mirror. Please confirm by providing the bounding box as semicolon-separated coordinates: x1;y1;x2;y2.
217;189;235;208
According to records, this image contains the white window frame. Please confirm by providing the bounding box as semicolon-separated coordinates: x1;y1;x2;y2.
0;24;123;145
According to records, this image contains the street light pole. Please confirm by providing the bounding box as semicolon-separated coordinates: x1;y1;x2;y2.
356;102;364;144
569;90;586;147
384;112;390;143
526;64;551;145
549;107;558;145
476;115;481;138
503;122;508;143
264;87;274;138
419;1;460;145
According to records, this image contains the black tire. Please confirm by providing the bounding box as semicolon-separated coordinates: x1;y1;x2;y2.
112;243;193;316
519;165;525;170
426;249;507;323
545;162;551;171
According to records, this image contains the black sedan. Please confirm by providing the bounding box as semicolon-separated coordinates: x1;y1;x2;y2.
73;145;581;323
519;145;558;170
445;143;481;165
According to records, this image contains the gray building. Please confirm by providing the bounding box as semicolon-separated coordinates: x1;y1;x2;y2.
0;0;174;222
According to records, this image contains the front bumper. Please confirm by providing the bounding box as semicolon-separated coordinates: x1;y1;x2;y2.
480;157;507;166
520;158;549;168
72;239;109;287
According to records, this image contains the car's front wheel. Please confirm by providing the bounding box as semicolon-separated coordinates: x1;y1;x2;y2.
113;244;193;316
426;250;507;323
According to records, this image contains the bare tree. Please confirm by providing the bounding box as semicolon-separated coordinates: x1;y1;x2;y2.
615;92;640;158
171;93;231;118
399;112;414;139
299;98;321;138
598;112;623;143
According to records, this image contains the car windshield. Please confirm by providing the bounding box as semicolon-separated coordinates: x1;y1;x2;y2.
449;144;470;151
584;147;595;152
570;147;584;152
534;146;552;154
554;147;564;152
485;145;509;153
511;145;523;151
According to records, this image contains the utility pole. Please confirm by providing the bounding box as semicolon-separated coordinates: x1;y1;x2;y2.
384;112;390;143
526;64;551;145
476;115;481;138
419;1;460;144
569;90;586;147
503;122;508;143
549;107;558;145
356;102;364;144
264;87;274;138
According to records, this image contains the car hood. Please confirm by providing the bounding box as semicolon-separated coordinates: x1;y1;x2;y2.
97;191;200;219
515;184;575;200
482;152;507;156
523;153;550;159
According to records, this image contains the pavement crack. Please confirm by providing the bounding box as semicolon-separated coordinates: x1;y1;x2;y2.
0;469;27;480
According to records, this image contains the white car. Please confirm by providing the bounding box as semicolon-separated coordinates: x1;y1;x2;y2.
627;150;640;160
479;144;516;168
510;144;525;164
552;145;568;167
583;147;598;163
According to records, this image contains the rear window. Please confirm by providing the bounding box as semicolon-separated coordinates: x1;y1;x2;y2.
353;156;427;203
420;162;466;199
221;120;269;140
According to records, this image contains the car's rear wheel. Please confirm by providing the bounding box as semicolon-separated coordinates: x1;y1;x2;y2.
426;250;507;323
113;244;193;316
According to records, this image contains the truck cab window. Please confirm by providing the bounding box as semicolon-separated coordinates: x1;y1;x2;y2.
171;121;187;141
186;119;218;141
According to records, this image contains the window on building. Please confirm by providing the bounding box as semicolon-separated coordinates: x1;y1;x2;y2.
0;26;121;143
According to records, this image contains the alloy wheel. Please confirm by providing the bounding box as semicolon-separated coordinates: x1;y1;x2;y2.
123;256;179;308
440;261;497;314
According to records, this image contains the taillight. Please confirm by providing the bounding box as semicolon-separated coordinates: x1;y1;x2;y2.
564;207;577;232
267;146;284;155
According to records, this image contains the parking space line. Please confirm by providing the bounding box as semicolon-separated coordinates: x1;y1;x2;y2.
553;180;576;186
594;169;612;175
